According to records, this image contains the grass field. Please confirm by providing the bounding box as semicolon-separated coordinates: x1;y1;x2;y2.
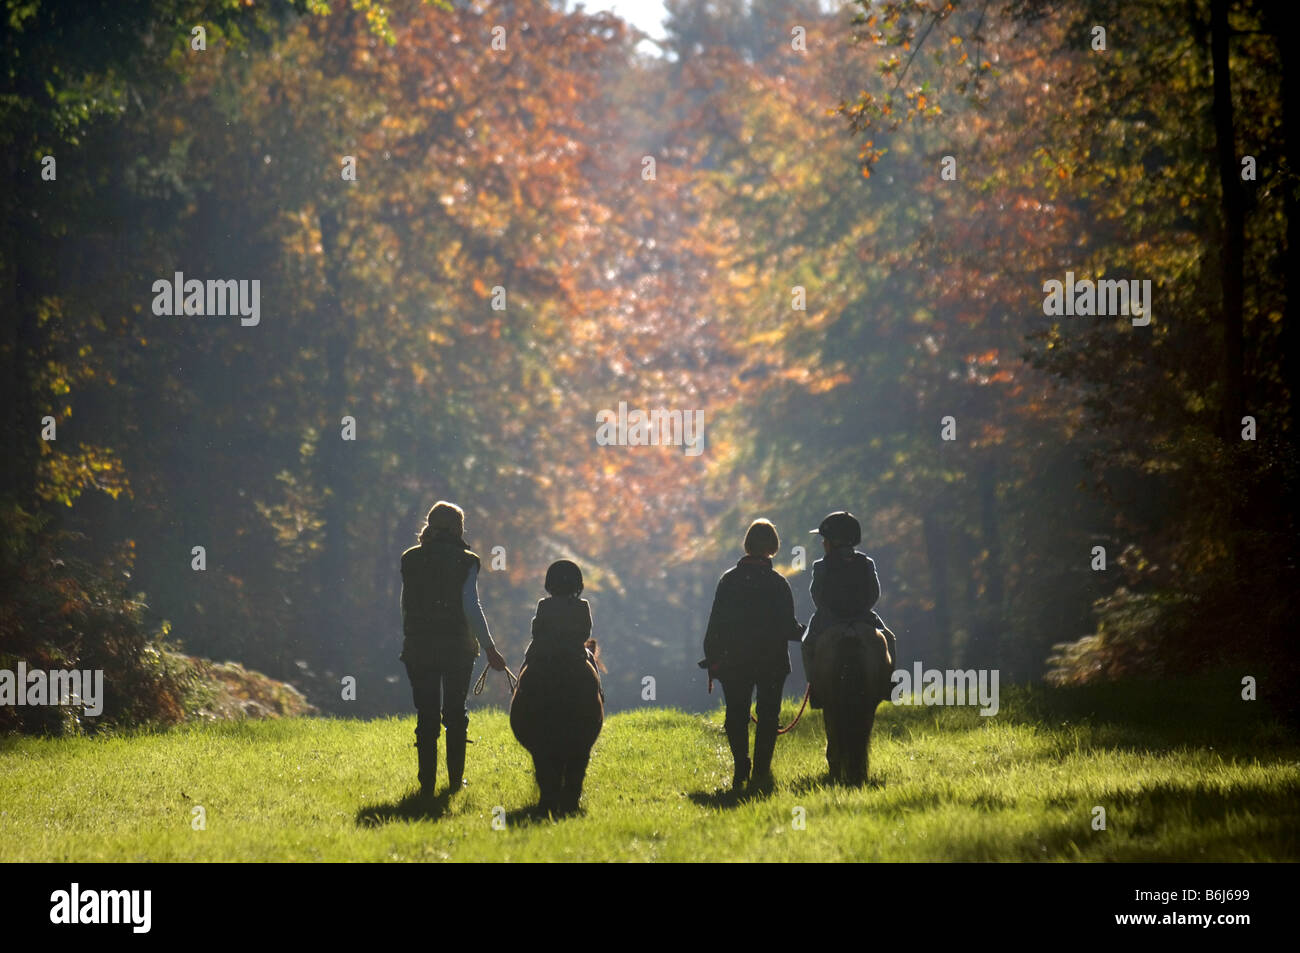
2;679;1297;862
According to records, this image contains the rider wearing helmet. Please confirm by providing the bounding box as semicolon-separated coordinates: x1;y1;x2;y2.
801;511;896;706
524;559;599;670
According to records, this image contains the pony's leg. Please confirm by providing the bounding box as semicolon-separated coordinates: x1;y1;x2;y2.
862;706;878;783
534;753;562;815
824;706;841;780
561;750;591;814
848;706;875;785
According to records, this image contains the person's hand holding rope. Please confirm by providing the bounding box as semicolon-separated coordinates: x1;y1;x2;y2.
474;650;518;696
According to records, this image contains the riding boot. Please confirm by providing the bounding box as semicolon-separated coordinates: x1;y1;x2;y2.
445;733;467;791
416;740;437;794
725;719;750;788
731;755;751;789
752;723;777;783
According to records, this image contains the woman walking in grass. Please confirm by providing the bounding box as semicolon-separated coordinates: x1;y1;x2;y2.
399;501;507;794
701;519;805;789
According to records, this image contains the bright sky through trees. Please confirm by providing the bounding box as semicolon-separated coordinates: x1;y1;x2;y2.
583;0;667;49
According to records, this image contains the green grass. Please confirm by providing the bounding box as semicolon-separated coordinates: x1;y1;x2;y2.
2;681;1298;861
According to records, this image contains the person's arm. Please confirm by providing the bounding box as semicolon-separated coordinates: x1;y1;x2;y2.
462;564;506;669
863;558;894;661
399;557;410;631
865;556;881;610
702;576;729;666
809;559;825;610
780;577;805;641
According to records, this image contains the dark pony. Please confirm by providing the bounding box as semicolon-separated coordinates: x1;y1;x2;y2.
811;621;892;784
510;639;604;815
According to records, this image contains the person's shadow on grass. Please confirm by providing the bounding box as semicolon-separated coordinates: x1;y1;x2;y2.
356;788;456;826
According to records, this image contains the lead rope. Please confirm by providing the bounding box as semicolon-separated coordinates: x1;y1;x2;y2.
708;675;811;735
753;683;811;735
473;662;519;696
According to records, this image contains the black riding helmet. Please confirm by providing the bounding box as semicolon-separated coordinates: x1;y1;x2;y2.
810;511;861;547
544;559;584;596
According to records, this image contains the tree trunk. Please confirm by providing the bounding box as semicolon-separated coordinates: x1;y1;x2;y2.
1211;0;1244;440
971;461;1005;670
314;205;354;672
1271;7;1300;442
921;511;952;665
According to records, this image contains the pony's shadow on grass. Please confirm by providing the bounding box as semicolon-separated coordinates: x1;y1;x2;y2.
356;788;456;826
688;782;778;810
505;803;585;826
787;772;886;795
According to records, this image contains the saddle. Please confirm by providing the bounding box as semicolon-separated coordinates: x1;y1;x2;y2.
516;650;604;705
808;620;892;709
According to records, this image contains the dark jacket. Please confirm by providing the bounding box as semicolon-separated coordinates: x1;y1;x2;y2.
525;595;592;663
805;546;881;646
703;555;803;679
399;534;480;667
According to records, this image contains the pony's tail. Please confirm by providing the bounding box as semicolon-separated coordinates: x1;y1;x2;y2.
585;638;607;673
837;637;873;714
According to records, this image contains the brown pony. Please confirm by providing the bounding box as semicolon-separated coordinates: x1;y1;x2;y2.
810;621;892;784
510;639;604;815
